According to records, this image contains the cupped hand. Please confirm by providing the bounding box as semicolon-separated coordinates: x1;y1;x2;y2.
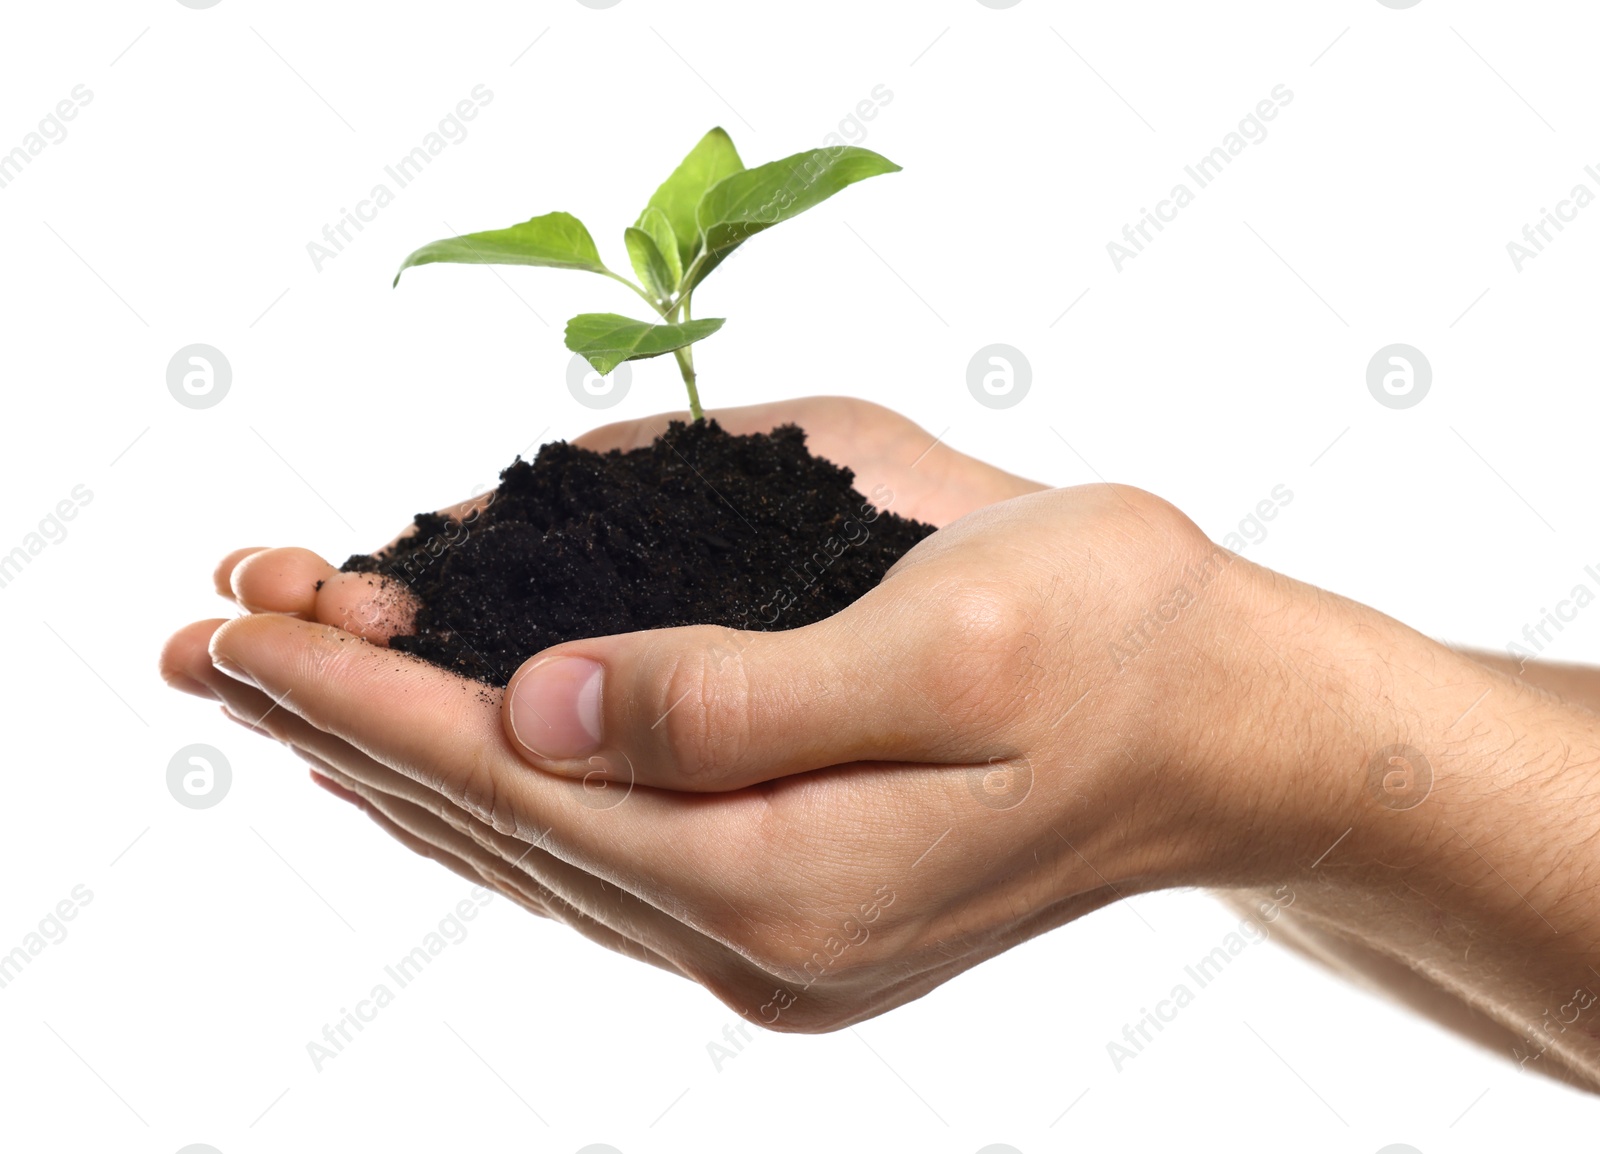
164;479;1276;1031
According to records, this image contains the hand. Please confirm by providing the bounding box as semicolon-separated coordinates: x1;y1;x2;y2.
167;397;1600;1075
164;482;1270;1030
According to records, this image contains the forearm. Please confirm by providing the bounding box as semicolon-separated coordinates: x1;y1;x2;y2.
1456;647;1600;716
1191;557;1600;1085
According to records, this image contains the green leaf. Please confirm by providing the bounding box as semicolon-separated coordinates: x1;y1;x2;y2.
564;313;725;376
691;146;900;288
637;206;683;289
624;227;676;303
638;127;744;271
394;211;607;286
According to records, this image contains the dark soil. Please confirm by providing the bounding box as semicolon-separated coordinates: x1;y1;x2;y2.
340;420;936;686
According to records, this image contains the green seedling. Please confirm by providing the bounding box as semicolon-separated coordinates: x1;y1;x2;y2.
394;127;899;420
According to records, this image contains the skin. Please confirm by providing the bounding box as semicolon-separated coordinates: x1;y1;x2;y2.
161;396;1600;1082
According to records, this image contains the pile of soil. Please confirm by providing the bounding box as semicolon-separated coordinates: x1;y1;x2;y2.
340;420;936;686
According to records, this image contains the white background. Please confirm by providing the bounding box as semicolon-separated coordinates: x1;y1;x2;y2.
2;0;1597;1150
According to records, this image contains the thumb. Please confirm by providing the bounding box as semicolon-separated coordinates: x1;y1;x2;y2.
500;600;977;791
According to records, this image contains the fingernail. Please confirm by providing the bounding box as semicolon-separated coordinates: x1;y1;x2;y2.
212;656;260;690
509;657;603;761
162;672;216;700
306;767;365;808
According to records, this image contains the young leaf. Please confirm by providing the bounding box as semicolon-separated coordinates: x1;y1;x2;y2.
394;211;608;286
624;227;676;303
690;146;900;289
637;206;683;289
638;127;744;271
565;313;725;376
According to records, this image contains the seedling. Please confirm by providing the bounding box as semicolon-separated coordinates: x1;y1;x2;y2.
394;127;899;420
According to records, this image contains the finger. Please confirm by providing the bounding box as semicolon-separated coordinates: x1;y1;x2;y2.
205;647;746;987
307;759;690;977
204;615;835;992
178;619;716;962
307;766;367;807
224;546;421;644
305;760;569;926
307;763;534;899
191;639;710;977
500;582;1008;791
229;546;336;614
312;764;683;981
310;569;419;645
312;759;677;979
161;618;229;699
220;694;558;919
214;547;269;601
205;613;735;882
222;694;561;919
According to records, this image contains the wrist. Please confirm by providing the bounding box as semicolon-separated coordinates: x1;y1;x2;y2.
1174;547;1600;1076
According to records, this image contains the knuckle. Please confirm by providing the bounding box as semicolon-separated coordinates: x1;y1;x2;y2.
708;975;855;1035
654;643;752;782
917;581;1033;721
723;915;874;989
937;580;1019;652
448;748;518;835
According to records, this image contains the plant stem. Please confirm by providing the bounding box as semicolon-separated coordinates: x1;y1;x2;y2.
669;289;703;421
601;269;664;314
673;346;703;421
